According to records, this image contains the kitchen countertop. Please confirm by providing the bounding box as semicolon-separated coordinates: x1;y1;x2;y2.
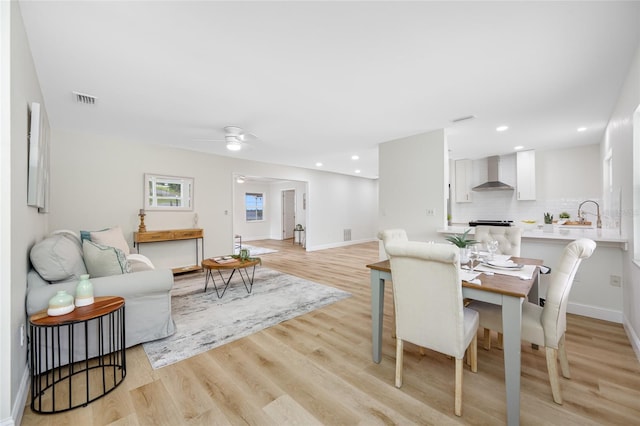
438;225;628;250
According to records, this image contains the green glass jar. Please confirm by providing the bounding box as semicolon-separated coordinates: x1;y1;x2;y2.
239;248;250;261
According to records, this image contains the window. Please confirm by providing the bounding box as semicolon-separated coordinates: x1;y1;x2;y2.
245;192;264;221
144;174;193;211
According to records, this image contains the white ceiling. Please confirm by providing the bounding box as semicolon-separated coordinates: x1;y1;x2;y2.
18;1;640;179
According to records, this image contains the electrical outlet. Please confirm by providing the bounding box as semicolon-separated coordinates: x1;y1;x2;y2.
610;275;622;287
426;208;435;216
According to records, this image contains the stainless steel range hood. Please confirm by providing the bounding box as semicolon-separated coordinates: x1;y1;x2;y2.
472;156;514;191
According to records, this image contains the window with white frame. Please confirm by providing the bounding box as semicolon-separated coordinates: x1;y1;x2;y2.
144;174;193;211
245;192;264;221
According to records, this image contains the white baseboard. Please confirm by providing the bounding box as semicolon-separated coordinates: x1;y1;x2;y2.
1;366;29;426
307;237;377;252
567;302;623;323
623;316;640;363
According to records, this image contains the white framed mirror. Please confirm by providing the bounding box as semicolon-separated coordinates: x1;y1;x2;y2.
144;173;194;211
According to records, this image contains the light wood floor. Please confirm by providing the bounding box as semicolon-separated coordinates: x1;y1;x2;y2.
22;239;640;425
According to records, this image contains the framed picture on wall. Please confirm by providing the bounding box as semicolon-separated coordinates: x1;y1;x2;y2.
27;102;50;211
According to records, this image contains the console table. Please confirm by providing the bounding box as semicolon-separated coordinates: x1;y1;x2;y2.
134;228;204;274
30;296;126;414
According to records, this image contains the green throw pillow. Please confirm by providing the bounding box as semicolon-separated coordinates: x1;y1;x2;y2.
82;240;131;278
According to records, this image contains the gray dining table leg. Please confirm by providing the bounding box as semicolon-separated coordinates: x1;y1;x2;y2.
370;270;385;364
502;295;524;426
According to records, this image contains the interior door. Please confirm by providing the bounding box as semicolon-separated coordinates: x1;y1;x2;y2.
282;190;295;240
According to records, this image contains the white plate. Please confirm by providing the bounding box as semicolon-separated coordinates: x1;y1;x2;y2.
485;260;524;270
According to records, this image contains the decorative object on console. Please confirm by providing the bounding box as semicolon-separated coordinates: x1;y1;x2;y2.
138;209;147;232
47;290;75;316
75;274;94;306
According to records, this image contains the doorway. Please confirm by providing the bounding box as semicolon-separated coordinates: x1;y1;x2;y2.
282;189;295;240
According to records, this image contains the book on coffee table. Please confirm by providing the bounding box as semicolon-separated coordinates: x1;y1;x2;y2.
212;256;236;264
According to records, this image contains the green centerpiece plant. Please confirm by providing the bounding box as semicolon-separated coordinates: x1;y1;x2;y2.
444;228;477;248
445;228;477;264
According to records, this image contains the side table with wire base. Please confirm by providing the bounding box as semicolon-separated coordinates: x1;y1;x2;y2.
29;296;126;414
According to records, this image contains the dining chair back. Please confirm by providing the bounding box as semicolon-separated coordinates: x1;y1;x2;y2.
469;238;596;404
385;241;479;416
474;225;522;256
377;229;408;251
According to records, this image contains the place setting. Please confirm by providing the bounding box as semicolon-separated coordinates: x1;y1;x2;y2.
462;241;535;281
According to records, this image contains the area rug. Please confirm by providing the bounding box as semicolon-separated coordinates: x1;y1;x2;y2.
234;244;278;255
143;268;351;369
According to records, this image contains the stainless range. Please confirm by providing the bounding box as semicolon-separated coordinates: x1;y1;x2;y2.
468;220;513;227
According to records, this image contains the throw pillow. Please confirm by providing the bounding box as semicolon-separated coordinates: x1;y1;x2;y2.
82;240;131;278
89;226;130;255
30;233;88;282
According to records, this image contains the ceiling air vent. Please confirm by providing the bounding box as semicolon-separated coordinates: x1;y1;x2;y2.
451;115;476;123
73;91;97;105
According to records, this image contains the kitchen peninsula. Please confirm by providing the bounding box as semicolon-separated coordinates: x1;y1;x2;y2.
439;225;626;322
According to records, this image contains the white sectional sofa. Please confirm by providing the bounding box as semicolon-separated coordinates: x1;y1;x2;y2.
26;230;176;366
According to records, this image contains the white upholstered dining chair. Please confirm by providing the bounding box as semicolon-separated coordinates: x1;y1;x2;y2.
385;241;479;416
473;225;523;349
377;228;408;255
474;225;522;256
467;238;596;404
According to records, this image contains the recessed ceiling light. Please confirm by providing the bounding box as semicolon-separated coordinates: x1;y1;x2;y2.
514;145;524;150
577;127;587;132
315;162;323;167
496;125;509;132
351;155;359;160
355;169;361;174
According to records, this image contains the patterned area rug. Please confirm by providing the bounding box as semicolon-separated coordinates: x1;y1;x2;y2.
143;268;351;369
234;244;278;255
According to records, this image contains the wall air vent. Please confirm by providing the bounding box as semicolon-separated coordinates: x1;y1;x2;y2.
73;91;97;105
343;229;352;241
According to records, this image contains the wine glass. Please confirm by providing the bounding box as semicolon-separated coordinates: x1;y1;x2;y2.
468;245;480;272
487;240;499;261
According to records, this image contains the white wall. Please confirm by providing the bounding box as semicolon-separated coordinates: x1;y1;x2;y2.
604;42;640;358
451;145;603;225
1;2;49;424
379;129;447;243
48;129;378;269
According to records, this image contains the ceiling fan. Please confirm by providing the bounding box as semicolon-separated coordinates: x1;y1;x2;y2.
193;126;258;151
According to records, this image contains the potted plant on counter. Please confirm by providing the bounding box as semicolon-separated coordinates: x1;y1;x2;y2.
445;228;477;263
543;212;554;233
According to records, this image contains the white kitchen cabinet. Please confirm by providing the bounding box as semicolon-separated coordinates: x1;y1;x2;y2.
516;150;536;200
454;159;472;203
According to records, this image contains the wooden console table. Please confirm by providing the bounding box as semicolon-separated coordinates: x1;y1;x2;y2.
134;228;204;274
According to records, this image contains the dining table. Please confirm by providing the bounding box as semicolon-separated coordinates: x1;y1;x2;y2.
366;256;543;426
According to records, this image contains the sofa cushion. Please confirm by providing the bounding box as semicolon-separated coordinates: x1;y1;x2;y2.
88;226;130;255
30;233;87;282
83;240;131;278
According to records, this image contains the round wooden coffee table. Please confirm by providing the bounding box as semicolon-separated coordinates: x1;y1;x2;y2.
201;257;260;298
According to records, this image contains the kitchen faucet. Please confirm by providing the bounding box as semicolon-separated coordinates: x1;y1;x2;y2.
577;200;602;229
